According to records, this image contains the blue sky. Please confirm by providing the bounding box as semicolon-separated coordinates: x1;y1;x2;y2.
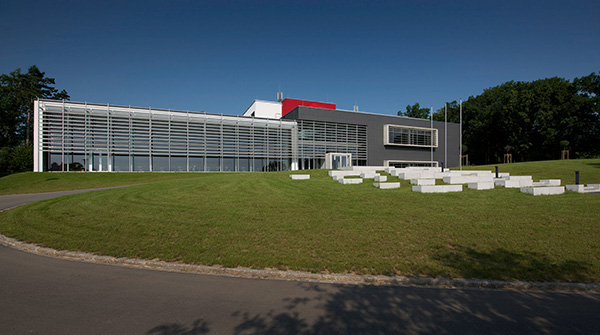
1;0;598;116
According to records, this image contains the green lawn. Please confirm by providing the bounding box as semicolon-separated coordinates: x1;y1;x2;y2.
1;159;599;283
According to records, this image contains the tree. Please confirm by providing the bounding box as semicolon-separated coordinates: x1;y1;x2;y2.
0;65;69;146
412;73;600;165
0;66;69;175
398;103;430;119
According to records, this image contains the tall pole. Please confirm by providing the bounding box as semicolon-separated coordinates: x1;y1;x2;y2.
444;103;447;169
430;106;433;166
459;99;463;171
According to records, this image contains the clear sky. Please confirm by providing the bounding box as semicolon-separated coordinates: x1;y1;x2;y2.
1;0;598;116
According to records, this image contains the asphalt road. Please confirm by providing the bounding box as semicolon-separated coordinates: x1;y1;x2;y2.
0;186;133;212
1;190;600;334
2;245;600;334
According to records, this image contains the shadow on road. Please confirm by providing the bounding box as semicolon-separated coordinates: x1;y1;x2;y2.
147;281;599;334
147;318;210;335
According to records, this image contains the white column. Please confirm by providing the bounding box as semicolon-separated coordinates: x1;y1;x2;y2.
33;100;42;171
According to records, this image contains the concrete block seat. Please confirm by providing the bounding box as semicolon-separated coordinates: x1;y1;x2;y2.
374;175;387;182
468;181;495;190
290;174;310;180
533;179;561;187
495;176;533;188
443;175;491;184
338;178;363;184
520;186;565;195
410;179;436;186
566;184;600;193
360;172;380;179
373;182;401;189
412;185;463;193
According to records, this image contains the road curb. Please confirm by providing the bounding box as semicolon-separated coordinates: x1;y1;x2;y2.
1;234;599;293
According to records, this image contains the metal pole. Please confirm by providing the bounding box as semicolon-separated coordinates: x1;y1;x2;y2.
459;99;462;171
576;171;580;185
444;103;447;169
430;106;433;166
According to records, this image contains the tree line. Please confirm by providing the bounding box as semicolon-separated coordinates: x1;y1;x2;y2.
399;72;600;165
0;65;69;176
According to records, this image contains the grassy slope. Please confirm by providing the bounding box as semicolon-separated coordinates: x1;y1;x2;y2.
0;159;599;282
0;172;204;195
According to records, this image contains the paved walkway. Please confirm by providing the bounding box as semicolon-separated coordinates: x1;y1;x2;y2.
0;186;134;212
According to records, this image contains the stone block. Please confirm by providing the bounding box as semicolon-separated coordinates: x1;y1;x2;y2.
360;172;380;179
373;182;401;189
289;174;310;180
338;178;363;184
566;184;584;193
411;179;435;186
468;182;495;190
374;175;387;182
520;186;565;195
412;185;463;193
539;179;561;186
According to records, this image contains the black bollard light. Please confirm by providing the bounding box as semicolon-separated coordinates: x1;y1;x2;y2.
495;166;499;178
576;171;580;185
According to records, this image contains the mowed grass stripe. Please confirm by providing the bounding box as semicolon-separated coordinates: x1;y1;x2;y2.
0;159;599;282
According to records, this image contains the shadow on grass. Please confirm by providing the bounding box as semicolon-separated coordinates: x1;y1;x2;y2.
431;245;592;283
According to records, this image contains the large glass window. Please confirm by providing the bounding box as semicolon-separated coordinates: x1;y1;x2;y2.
384;125;437;148
189;157;204;172
170;156;187;172
222;157;235;172
133;155;150;172
206;157;220;172
113;155;130;172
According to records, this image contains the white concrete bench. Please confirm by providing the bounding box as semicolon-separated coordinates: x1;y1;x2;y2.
566;184;600;193
329;170;361;178
533;179;561;187
443;175;492;184
412;185;463;193
373;182;401;189
374;175;387;182
468;181;495;190
289;174;310;180
520;186;565;195
495;176;533;188
360;172;380;179
410;179;436;186
338;178;363;184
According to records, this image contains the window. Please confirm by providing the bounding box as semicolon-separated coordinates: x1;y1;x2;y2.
384;125;437;148
384;160;438;168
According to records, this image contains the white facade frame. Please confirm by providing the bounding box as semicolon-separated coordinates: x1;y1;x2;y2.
383;124;438;148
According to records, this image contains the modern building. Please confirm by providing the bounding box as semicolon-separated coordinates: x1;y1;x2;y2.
34;98;459;172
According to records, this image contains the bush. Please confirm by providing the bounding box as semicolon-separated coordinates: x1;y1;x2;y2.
0;143;32;177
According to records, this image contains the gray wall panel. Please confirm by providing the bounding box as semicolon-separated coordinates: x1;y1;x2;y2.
284;107;460;167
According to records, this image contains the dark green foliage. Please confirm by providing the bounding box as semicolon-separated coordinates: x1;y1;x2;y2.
430;73;600;164
398;102;431;119
0;143;33;177
0;65;69;176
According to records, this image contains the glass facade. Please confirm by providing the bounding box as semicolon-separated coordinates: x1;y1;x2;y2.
34;100;297;172
297;120;367;169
